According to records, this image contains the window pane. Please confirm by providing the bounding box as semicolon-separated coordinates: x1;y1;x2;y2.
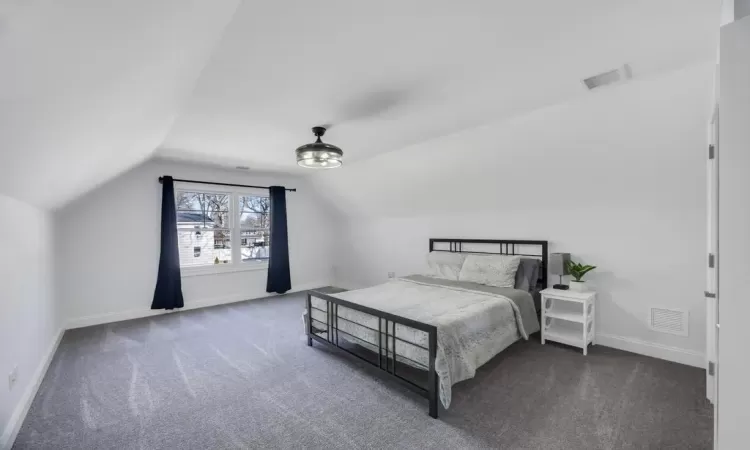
240;230;270;262
178;229;232;267
239;195;270;263
239;212;269;229
175;192;203;210
239;196;270;225
176;192;230;228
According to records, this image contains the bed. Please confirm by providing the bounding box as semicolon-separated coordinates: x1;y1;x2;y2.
306;238;548;418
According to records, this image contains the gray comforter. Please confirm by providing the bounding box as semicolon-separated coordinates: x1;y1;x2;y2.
310;275;539;408
402;275;541;335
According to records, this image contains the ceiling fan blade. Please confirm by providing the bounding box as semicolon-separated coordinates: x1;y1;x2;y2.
338;86;412;122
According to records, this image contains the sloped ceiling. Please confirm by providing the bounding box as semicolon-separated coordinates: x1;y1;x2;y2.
159;0;718;170
0;0;241;208
0;0;719;208
310;61;715;217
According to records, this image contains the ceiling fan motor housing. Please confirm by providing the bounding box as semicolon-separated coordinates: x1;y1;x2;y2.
296;126;343;169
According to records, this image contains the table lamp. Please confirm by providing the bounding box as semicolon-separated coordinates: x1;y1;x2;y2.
550;252;571;290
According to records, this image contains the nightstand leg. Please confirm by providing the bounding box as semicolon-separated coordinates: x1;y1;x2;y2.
582;299;588;355
541;296;546;345
590;305;596;346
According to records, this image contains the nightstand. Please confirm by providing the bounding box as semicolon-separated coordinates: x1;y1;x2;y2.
540;288;596;355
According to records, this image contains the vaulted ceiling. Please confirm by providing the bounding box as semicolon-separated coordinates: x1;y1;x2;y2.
0;0;719;208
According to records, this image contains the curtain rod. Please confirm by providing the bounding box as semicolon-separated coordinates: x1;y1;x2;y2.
158;177;296;192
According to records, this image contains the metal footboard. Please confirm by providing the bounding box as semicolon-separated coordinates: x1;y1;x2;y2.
306;290;439;418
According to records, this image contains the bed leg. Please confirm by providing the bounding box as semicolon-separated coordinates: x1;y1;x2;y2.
306;292;313;347
428;327;438;419
428;388;438;419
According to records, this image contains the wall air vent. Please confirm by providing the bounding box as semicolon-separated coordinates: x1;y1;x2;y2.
648;307;688;336
583;64;632;90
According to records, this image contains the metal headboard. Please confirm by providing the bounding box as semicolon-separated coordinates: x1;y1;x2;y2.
428;238;549;289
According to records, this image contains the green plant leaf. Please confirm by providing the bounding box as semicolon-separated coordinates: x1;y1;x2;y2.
565;261;596;281
579;266;596;277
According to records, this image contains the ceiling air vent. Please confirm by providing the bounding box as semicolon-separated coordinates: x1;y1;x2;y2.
583;64;632;90
648;307;688;336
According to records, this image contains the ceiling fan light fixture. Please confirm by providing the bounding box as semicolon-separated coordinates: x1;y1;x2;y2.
296;126;343;169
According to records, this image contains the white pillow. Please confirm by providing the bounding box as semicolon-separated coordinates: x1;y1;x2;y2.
458;254;521;288
426;251;467;281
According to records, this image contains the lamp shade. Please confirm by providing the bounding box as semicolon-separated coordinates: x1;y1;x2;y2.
549;253;570;276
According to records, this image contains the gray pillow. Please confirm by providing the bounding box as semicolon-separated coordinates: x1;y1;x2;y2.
528;261;540;291
514;258;540;292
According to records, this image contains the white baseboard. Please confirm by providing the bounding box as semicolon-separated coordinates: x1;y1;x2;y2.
596;333;704;368
66;281;330;329
0;328;64;450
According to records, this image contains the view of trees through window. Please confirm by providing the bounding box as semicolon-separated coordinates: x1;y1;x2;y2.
239;195;271;262
175;190;270;267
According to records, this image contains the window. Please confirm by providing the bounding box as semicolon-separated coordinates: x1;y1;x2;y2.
175;187;270;271
239;195;270;264
176;191;231;267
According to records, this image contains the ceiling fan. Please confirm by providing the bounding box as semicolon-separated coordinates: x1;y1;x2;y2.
295;87;414;169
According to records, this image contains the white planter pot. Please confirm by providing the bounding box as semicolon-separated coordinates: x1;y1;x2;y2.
569;281;587;292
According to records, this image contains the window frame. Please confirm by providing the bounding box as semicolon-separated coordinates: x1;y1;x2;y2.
175;182;271;277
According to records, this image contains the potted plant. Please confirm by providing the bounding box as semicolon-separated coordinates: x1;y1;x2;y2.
565;261;596;292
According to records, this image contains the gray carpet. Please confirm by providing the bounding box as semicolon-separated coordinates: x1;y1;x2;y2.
14;291;713;449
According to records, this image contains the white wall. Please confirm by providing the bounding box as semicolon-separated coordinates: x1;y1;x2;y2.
723;0;750;24
737;0;750;19
314;62;714;366
0;194;60;448
722;0;736;25
56;159;335;328
718;14;750;449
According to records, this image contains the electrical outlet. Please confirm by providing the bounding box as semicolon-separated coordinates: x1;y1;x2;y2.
387;272;396;279
8;365;18;391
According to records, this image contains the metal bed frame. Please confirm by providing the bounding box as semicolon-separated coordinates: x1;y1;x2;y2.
306;238;548;418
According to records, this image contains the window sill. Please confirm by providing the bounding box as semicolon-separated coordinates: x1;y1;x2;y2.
181;263;269;277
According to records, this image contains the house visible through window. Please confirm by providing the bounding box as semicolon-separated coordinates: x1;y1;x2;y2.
175;188;270;269
176;191;231;267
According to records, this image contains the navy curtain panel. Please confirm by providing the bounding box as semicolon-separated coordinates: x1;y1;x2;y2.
151;176;185;310
266;186;292;294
